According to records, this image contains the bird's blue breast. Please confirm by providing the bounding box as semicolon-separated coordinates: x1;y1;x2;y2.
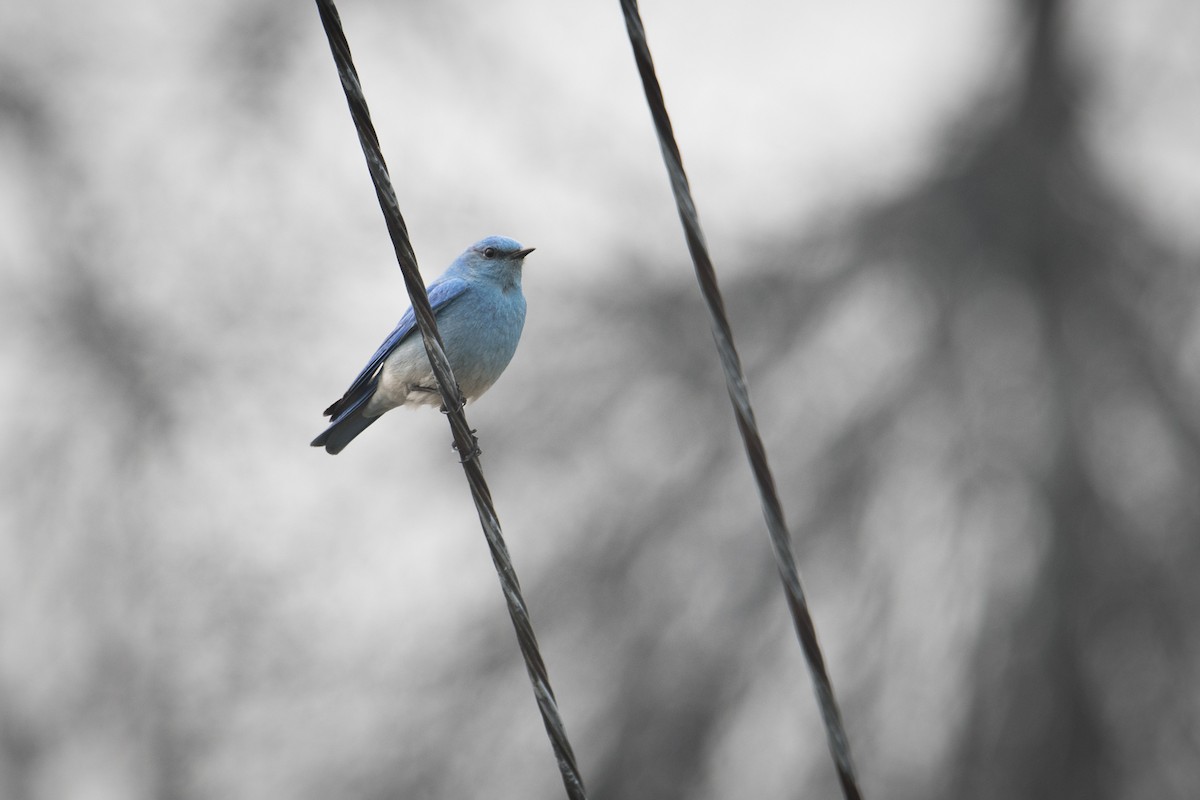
436;280;527;399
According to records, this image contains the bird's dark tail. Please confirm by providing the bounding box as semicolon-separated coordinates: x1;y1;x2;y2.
311;392;379;455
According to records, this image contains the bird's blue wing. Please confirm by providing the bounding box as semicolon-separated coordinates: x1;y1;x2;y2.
323;277;470;419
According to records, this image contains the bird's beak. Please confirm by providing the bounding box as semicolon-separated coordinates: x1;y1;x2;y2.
511;247;535;260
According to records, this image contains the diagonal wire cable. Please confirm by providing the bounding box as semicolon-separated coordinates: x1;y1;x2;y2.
313;3;586;798
617;2;864;798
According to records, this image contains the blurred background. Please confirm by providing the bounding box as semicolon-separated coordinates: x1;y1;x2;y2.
2;0;1198;797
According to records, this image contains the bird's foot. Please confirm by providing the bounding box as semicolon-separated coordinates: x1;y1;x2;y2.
452;430;481;463
439;388;468;414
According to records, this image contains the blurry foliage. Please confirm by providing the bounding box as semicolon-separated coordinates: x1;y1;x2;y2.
2;1;1199;799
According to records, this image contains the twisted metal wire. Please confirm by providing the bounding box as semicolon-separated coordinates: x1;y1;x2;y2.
314;3;586;798
618;2;864;797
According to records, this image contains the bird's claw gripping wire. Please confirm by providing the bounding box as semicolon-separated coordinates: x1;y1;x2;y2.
438;386;468;415
452;429;481;462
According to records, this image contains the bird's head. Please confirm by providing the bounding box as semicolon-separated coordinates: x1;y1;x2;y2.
454;235;534;287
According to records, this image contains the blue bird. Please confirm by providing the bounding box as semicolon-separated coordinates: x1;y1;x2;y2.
312;235;533;455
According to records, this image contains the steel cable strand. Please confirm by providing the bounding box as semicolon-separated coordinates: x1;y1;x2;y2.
617;2;863;797
314;4;587;798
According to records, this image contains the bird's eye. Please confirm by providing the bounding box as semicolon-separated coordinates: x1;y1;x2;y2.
483;247;496;259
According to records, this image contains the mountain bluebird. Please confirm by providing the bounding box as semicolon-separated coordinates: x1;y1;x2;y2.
312;235;533;455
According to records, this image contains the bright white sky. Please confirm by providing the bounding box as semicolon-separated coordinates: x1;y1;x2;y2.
4;0;1194;281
